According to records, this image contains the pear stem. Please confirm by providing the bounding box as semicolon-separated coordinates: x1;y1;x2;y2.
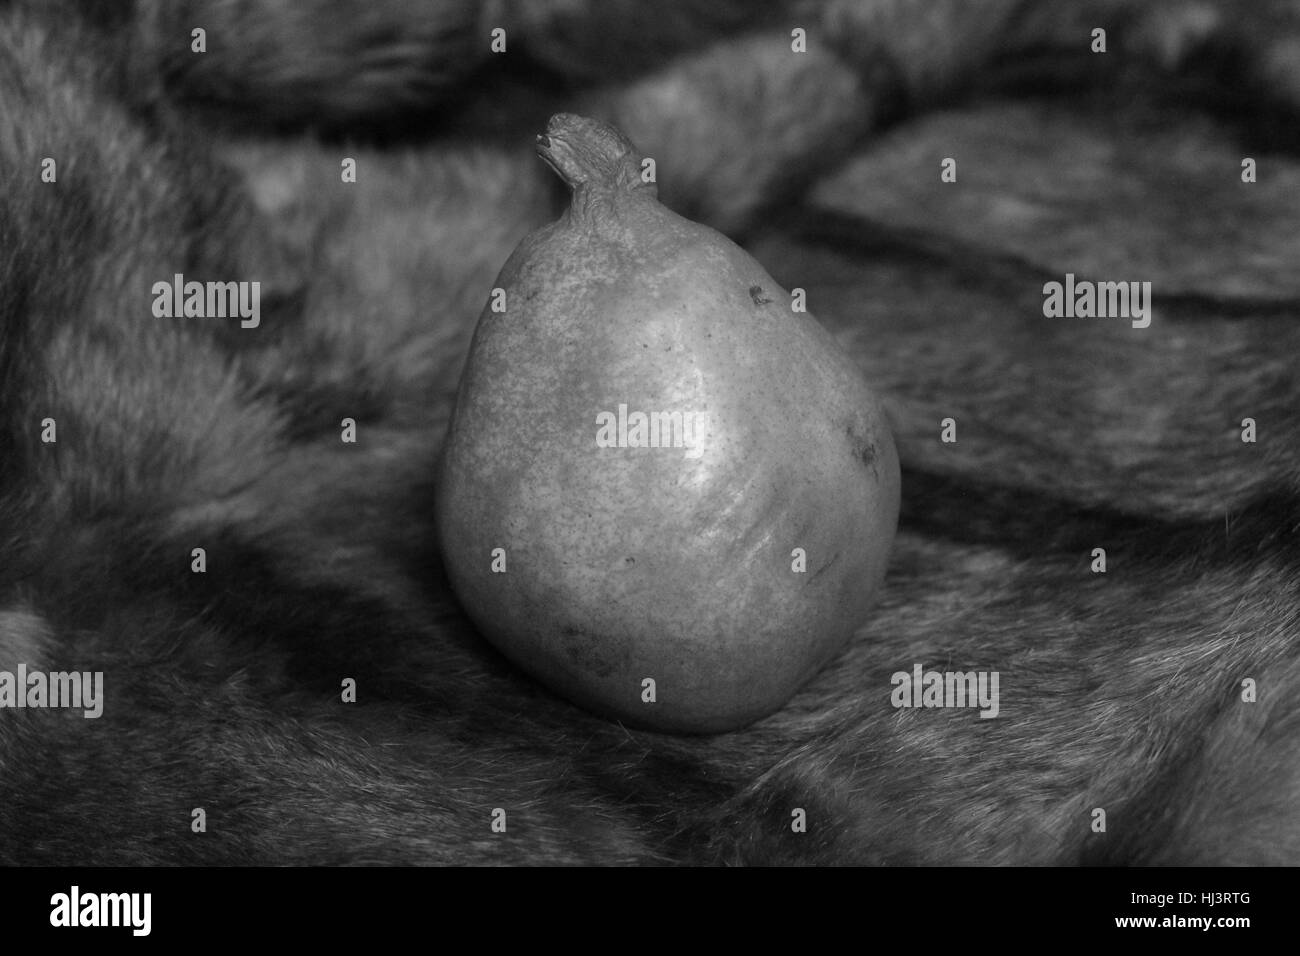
536;113;654;198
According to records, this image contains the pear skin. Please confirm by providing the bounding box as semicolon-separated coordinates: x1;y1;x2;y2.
436;113;900;734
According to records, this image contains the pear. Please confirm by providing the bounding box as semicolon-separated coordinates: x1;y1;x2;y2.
436;113;900;734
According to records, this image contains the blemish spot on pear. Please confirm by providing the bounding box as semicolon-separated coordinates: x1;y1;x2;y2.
435;114;900;734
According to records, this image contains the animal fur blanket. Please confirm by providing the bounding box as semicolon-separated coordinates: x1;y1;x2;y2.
1;0;1298;864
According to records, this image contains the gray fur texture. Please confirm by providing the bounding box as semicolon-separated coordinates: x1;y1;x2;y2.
1;0;1298;864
